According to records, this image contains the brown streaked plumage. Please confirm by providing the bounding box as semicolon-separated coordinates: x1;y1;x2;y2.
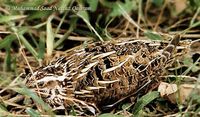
25;36;191;115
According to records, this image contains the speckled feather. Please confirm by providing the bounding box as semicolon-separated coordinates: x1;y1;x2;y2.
26;37;190;114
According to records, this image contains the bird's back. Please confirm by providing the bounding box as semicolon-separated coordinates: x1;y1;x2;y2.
26;37;187;114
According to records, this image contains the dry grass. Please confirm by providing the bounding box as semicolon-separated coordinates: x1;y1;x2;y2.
0;0;200;116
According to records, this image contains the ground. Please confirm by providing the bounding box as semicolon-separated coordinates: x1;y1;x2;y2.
0;0;200;116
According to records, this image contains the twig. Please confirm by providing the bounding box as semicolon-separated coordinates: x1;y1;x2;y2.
154;0;168;31
118;3;144;32
15;33;33;74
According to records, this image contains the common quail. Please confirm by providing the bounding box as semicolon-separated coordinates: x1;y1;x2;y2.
26;36;192;115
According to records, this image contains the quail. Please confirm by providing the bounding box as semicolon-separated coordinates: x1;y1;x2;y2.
26;36;192;115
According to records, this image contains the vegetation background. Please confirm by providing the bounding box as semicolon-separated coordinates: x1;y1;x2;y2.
0;0;200;116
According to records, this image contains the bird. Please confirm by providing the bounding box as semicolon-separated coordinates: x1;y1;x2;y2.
25;35;191;115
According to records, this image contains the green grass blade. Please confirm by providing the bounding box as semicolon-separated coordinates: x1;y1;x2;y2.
4;46;11;71
77;10;104;42
28;32;39;47
0;107;10;116
98;113;123;117
19;0;44;7
152;0;164;6
0;34;16;49
74;29;96;37
55;12;68;35
54;17;78;49
144;30;163;40
32;22;47;29
117;2;142;31
58;0;71;13
0;15;27;23
98;113;124;117
87;0;98;12
27;11;52;20
5;0;44;7
111;0;137;17
38;33;45;59
26;108;41;117
0;104;8;113
132;91;159;116
12;86;54;116
19;35;38;59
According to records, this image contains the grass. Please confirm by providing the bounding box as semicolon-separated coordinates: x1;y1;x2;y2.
0;0;200;116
